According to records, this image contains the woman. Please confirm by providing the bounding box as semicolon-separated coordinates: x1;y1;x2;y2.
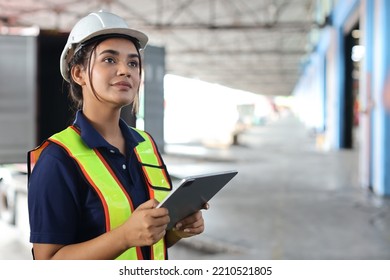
27;10;206;260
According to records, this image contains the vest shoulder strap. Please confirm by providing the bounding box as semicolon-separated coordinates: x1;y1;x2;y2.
130;127;172;192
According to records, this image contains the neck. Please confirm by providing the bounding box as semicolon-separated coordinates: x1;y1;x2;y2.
83;106;121;138
82;106;126;155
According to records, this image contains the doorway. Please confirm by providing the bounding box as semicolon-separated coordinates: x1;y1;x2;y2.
342;22;361;149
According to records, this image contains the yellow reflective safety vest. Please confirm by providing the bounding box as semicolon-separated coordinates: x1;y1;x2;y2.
28;125;172;260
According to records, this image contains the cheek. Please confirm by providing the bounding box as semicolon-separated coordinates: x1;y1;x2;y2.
90;69;110;90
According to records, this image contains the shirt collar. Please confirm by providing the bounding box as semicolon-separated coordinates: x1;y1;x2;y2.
73;110;144;151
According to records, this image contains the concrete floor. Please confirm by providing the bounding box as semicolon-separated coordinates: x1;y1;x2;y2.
1;112;390;260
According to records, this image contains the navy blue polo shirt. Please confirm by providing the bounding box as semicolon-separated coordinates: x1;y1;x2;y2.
28;110;159;258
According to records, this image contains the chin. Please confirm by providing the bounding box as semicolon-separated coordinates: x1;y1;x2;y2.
115;95;134;104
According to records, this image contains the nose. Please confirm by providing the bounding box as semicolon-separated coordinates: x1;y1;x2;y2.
117;61;131;77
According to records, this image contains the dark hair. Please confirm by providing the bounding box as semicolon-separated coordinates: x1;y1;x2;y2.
65;35;143;113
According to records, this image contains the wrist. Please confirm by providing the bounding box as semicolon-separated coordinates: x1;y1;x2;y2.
166;229;182;247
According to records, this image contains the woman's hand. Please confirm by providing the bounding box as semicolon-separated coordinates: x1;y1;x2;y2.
173;209;205;237
166;203;209;246
122;199;170;248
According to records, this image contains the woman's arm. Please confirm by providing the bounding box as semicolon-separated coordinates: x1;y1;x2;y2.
33;199;169;260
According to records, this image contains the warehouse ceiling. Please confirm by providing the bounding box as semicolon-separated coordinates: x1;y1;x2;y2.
0;0;317;96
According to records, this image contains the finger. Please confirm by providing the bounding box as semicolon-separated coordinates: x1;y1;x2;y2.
152;213;170;226
182;222;205;234
175;212;203;230
184;216;204;229
149;207;169;218
155;229;167;242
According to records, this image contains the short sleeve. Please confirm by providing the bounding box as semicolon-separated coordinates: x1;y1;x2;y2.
28;143;83;244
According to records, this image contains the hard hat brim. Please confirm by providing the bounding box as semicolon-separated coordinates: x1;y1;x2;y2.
79;27;148;50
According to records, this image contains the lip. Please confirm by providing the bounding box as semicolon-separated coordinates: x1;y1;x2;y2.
112;81;132;89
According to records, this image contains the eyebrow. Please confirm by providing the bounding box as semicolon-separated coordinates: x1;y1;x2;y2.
98;49;140;59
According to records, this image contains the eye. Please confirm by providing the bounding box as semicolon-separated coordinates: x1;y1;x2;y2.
128;60;139;68
103;57;115;63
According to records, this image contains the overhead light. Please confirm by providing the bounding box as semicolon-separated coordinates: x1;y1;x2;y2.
352;29;360;39
351;45;364;62
0;24;39;36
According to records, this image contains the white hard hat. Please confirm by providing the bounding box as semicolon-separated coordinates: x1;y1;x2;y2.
60;10;148;82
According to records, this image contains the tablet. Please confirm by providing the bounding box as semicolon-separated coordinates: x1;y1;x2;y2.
157;170;238;230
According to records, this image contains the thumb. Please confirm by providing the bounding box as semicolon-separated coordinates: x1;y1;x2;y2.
137;198;159;210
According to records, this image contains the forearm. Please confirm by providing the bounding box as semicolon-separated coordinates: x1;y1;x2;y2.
35;226;129;260
34;199;170;260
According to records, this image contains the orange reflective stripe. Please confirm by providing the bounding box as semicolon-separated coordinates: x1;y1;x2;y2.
28;141;50;175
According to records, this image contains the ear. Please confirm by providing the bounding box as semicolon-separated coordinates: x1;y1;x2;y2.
70;65;86;86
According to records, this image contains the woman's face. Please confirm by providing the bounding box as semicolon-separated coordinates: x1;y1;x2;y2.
79;37;141;110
